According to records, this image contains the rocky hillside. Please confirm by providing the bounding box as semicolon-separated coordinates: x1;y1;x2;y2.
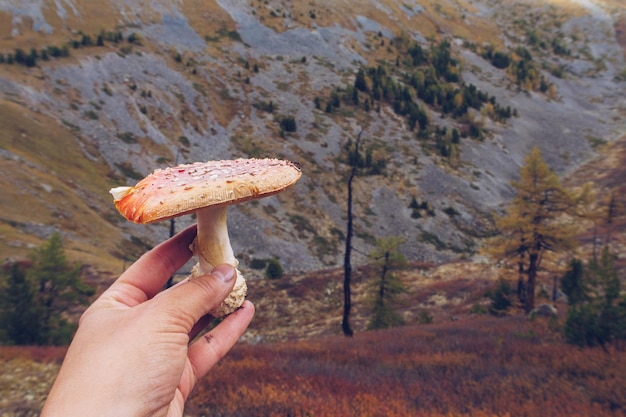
0;0;625;284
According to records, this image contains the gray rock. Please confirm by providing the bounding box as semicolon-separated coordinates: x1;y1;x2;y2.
529;304;558;319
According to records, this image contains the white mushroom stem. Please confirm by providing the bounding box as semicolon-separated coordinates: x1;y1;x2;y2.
194;206;238;272
190;206;247;317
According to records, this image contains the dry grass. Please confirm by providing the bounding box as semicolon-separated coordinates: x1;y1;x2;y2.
2;314;624;417
0;1;119;52
0;0;531;54
0;256;622;416
181;0;238;41
0;98;123;273
188;315;626;417
0;347;66;416
245;260;500;342
249;0;502;46
537;0;589;16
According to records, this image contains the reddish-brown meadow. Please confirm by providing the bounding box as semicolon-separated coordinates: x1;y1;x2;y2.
0;345;67;363
186;315;626;417
1;315;624;416
1;262;624;417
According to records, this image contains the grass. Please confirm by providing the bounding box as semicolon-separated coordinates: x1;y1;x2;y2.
187;315;625;417
1;255;625;416
3;314;624;416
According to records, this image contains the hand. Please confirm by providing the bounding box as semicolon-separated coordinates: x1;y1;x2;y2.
40;225;254;417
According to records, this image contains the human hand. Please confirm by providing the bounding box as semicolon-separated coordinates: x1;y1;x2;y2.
40;225;255;417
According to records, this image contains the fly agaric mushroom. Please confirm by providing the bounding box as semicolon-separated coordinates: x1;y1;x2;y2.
110;158;302;317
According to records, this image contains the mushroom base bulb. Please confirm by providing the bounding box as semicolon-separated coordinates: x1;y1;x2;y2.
190;261;247;318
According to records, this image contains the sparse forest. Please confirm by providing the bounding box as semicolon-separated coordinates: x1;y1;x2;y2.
487;147;626;346
319;37;516;166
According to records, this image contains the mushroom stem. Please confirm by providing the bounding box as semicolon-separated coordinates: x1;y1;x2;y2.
194;206;238;273
190;206;247;317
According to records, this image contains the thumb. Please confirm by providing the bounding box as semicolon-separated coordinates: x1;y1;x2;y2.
155;264;236;332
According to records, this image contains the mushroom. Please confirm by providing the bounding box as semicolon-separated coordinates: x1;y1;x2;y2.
110;158;302;317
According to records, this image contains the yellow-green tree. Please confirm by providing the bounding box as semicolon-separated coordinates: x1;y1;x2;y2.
491;147;578;313
367;236;408;330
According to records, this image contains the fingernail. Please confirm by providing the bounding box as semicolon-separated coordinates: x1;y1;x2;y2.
211;264;235;283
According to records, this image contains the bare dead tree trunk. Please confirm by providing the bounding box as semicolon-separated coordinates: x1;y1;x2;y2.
166;217;176;288
342;130;362;337
166;150;181;289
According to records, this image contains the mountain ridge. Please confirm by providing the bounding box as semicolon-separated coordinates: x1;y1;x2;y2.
0;0;624;284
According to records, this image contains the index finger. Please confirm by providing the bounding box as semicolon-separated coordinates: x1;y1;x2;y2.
113;224;197;300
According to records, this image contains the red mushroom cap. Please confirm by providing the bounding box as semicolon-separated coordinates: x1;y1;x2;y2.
111;158;302;224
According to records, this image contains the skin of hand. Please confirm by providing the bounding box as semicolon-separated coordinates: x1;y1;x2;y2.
40;224;255;417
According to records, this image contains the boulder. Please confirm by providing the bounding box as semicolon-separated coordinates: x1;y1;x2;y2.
529;303;558;319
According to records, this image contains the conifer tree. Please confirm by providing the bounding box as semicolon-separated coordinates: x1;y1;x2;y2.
367;236;407;330
490;147;577;313
0;263;41;344
2;233;95;344
563;248;626;348
28;232;95;344
561;259;588;305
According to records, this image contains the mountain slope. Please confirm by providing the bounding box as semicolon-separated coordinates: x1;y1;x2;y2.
0;0;624;281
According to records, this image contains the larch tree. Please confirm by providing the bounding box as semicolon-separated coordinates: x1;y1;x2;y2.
367;236;408;330
491;147;579;313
